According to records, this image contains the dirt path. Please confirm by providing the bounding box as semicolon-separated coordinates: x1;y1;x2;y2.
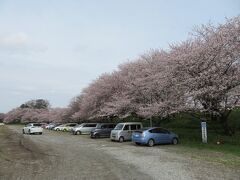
0;125;239;180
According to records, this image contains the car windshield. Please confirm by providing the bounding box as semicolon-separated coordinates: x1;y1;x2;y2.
96;124;102;128
114;124;124;130
76;124;84;127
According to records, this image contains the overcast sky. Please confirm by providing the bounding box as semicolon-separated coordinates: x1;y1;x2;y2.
0;0;239;113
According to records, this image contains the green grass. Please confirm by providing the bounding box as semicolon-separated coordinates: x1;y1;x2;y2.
171;128;240;156
147;111;240;167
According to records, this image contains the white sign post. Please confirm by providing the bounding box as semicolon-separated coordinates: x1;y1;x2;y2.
201;121;207;143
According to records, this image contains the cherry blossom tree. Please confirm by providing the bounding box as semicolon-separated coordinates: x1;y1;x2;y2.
170;17;240;135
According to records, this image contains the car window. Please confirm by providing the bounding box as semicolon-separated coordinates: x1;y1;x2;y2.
149;128;169;134
149;128;158;133
130;125;136;130
69;124;77;127
158;129;170;134
101;124;108;129
109;124;116;128
85;124;97;127
136;125;141;129
123;125;130;130
33;123;41;127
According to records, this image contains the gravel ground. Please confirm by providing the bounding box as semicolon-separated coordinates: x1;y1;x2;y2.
0;125;239;180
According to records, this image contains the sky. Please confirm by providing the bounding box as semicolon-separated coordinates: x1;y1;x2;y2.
0;0;239;113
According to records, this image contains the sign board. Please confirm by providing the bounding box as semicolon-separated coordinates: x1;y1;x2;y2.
201;122;207;143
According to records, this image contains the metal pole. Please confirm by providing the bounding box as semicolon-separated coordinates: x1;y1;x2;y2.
150;117;153;127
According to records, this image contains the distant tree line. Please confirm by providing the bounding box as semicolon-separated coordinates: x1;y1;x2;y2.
2;16;240;135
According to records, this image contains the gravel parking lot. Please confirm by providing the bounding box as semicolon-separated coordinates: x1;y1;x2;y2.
0;125;239;180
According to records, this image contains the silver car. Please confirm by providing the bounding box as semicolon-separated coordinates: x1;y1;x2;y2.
110;122;143;142
71;123;98;135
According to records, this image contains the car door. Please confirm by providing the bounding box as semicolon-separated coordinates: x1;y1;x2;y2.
84;124;96;133
101;124;109;137
122;125;131;140
82;124;91;133
130;124;138;138
154;128;170;144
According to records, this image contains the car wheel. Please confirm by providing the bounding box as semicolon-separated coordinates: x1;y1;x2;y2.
119;136;124;143
75;131;81;135
135;142;141;145
147;139;154;147
95;133;100;138
39;132;42;135
22;129;25;134
172;138;178;145
28;129;31;135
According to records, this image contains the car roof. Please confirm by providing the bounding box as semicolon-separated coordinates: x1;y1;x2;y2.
82;123;97;124
141;127;170;131
117;122;142;125
98;123;116;125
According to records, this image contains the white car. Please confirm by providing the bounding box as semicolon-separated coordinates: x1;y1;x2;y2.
54;123;78;131
0;122;5;126
23;123;43;135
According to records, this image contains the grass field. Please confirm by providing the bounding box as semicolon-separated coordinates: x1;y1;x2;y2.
152;112;240;167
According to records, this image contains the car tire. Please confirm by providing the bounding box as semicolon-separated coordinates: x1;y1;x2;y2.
147;139;154;147
172;138;178;145
95;134;100;138
119;136;124;143
28;129;31;135
56;129;60;131
39;132;42;135
22;129;25;134
135;142;141;145
75;131;81;135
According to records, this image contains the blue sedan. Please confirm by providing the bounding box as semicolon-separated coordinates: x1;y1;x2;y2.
132;127;179;147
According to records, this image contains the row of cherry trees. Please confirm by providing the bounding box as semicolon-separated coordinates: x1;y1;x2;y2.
3;99;71;123
3;107;71;123
2;17;240;134
68;17;240;135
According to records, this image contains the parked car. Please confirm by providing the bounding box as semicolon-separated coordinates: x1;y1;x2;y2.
90;123;116;138
46;123;62;130
132;127;179;147
71;123;98;135
40;123;48;128
110;122;143;142
54;123;78;131
22;123;43;135
0;122;5;126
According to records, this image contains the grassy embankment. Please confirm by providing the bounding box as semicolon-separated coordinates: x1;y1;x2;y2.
153;109;240;167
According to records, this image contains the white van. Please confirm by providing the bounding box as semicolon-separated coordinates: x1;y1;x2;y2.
110;122;143;142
